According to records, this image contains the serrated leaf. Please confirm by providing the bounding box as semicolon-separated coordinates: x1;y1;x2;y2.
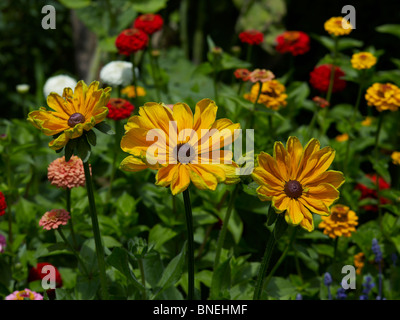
210;257;231;300
151;242;187;299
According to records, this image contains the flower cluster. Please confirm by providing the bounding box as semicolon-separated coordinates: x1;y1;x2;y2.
133;13;164;35
239;30;264;45
365;83;400;112
351;52;377;70
121;85;147;98
39;209;71;230
324;16;352;36
0;234;6;253
309;64;346;93
275;31;310;56
48;156;87;189
99;61;133;87
244;80;287;111
115;28;149;56
5;289;43;300
355;174;390;212
106;98;135;121
0;191;7;216
318;204;358;238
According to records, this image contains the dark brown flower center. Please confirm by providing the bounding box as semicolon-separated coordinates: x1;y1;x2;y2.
284;180;303;199
174;143;196;164
68;113;85;127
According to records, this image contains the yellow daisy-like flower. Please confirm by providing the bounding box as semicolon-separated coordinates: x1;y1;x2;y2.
391;151;400;165
335;133;349;142
354;252;365;275
121;85;147;98
244;80;287;111
324;17;353;36
318;204;358;238
27;81;111;150
365;83;400;112
251;136;345;232
351;52;377;70
120;99;241;195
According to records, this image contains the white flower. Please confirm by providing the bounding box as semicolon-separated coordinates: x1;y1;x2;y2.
43;75;77;99
100;61;133;87
16;84;30;94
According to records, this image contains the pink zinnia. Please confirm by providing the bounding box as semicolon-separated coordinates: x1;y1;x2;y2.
47;155;87;189
0;234;6;253
39;209;71;230
248;69;275;83
5;289;43;300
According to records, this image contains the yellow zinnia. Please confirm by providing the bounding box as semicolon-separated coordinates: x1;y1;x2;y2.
351;52;377;70
120;99;241;195
318;204;358;238
121;85;147;98
244;80;287;111
391;151;400;165
27;81;111;150
365;83;400;112
354;252;365;275
324;17;352;36
251;136;345;232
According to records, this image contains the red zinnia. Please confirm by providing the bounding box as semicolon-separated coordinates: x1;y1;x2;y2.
239;30;264;46
234;68;251;81
355;174;390;212
275;31;310;56
28;262;62;299
309;64;346;93
133;13;164;35
115;28;149;56
107;98;135;120
0;191;6;216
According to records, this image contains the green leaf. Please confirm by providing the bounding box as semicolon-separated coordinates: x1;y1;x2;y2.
151;242;187;299
129;0;168;13
376;24;400;39
64;139;77;162
94;122;115;135
370;156;391;185
106;247;144;291
210;258;231;300
86;130;97;146
58;0;91;9
264;277;297;300
148;224;178;251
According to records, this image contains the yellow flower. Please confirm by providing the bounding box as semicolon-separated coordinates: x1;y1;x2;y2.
27;81;111;150
244;80;287;111
324;17;352;36
120;99;241;195
251;136;345;232
318;204;358;238
335;133;349;142
351;52;377;70
354;252;365;275
121;85;147;98
361;116;373;126
365;83;400;112
391;151;400;165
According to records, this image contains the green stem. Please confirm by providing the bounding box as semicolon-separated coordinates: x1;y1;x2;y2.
83;160;109;300
66;188;77;249
333;237;339;264
179;0;190;60
214;184;240;269
183;188;194;300
130;54;138;99
147;38;161;101
263;228;297;289
374;112;385;230
246;45;253;65
138;258;147;300
106;120;122;205
57;228;90;278
253;228;277;300
247;81;263;129
344;80;364;175
325;37;338;104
